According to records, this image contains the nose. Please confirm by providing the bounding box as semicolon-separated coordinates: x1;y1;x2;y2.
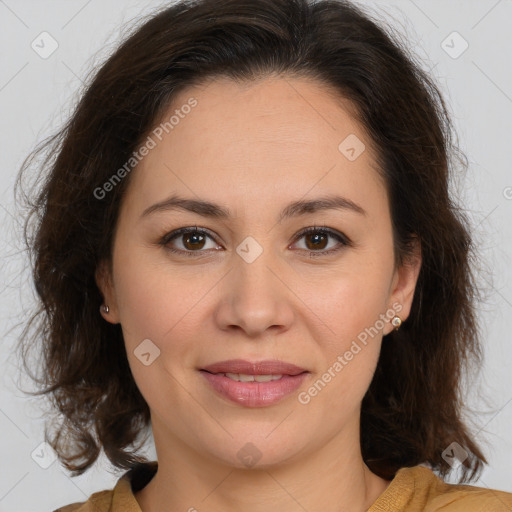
213;245;295;338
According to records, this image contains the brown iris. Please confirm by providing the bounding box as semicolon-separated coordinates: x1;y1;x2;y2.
304;231;329;251
182;231;207;250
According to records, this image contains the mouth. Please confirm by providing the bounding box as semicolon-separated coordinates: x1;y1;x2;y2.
198;359;310;407
201;371;291;382
200;358;308;376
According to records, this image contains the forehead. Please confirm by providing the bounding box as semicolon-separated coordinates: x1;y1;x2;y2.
123;75;387;223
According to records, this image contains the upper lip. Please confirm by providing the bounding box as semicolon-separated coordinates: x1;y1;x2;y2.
200;359;308;376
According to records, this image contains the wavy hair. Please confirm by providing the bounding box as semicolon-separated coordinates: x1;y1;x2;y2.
15;0;489;482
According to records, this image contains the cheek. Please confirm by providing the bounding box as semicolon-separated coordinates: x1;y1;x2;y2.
305;254;392;403
305;284;385;419
112;251;197;410
112;243;188;346
313;260;392;343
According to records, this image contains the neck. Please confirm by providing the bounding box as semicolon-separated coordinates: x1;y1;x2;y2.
134;416;391;512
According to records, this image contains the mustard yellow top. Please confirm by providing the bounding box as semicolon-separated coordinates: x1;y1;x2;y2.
54;461;512;512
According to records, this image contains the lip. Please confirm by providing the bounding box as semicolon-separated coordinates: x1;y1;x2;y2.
201;359;307;376
199;359;310;408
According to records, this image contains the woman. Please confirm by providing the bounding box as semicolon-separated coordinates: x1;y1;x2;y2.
15;0;512;510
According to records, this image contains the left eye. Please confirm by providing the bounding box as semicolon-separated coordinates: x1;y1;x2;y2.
292;226;349;255
160;225;350;257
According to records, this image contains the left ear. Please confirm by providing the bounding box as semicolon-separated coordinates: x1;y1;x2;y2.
384;236;422;335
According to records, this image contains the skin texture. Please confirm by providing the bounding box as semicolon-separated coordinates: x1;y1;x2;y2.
96;75;422;512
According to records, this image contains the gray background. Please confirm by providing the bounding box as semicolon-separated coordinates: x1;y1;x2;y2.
1;1;511;510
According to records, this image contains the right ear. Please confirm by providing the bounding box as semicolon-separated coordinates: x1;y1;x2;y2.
95;259;120;324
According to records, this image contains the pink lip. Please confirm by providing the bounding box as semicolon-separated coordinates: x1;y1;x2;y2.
201;359;307;375
199;359;309;408
200;371;309;407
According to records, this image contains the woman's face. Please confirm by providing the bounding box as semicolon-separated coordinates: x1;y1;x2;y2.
96;75;421;468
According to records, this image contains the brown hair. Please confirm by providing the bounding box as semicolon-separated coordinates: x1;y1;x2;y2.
15;0;489;482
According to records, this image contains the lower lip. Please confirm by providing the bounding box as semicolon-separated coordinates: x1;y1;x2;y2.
200;371;309;407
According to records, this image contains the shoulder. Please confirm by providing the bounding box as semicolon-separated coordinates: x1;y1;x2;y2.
422;468;512;512
53;489;114;512
52;461;158;512
406;465;512;511
370;465;512;512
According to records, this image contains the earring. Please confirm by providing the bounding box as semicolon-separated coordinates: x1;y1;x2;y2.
101;304;109;314
391;315;402;331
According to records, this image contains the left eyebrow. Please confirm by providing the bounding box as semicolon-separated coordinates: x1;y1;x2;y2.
140;193;367;221
279;195;367;220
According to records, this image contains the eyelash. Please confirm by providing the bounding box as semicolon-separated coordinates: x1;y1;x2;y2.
159;225;352;258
